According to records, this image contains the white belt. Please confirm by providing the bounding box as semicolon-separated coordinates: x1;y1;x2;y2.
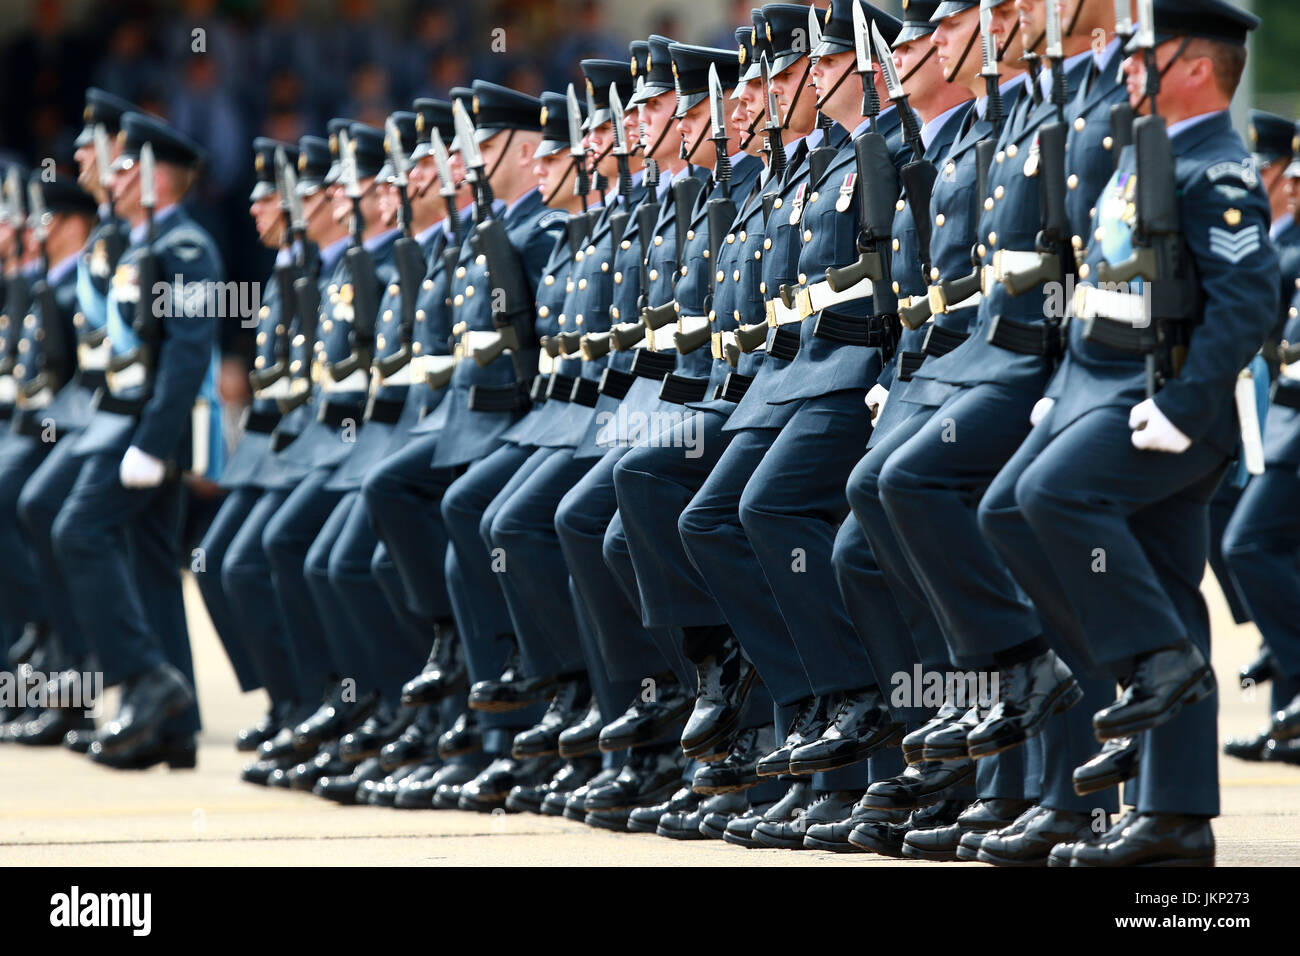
1071;284;1150;327
678;315;710;336
643;324;677;351
323;367;369;393
797;276;875;319
461;329;504;352
77;339;111;372
106;361;147;394
191;399;210;478
382;353;454;387
255;376;295;400
710;330;737;360
765;297;801;327
18;385;54;409
928;286;982;315
991;250;1048;283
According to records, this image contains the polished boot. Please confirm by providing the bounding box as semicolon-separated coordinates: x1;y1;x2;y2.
390;761;444;808
8;621;47;665
437;710;482;760
977;807;1099;866
1093;645;1216;740
257;702;318;761
88;733;197;770
753;789;861;850
505;757;600;814
680;639;756;760
967;650;1081;759
235;704;282;752
902;797;1036;861
583;748;684;812
360;764;423;806
466;645;556;713
241;753;300;786
557;700;603;759
903;698;963;764
96;664;196;756
583;807;634;831
723;780;811;848
425;757;489;809
511;676;590;759
285;741;350;791
755;695;833;777
556;767;620;820
1047;811;1136;867
860;759;975;811
1223;728;1271;762
627;786;701;833
400;625;467;705
597;680;693;752
699;792;753;840
1074;736;1140;794
804;804;908;853
956;804;1044;861
788;688;903;775
380;708;442;771
1269;693;1300;742
339;703;410;762
63;727;97;754
692;724;774;795
921;705;982;762
292;684;382;753
1068;813;1214;867
1239;646;1275;687
459;756;563;812
849;798;964;857
314;757;387;803
15;708;95;746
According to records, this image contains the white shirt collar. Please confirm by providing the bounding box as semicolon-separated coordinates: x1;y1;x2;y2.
922;101;968;151
129;204;178;244
363;227;400;252
1270;212;1294;241
1166;109;1224;141
318;235;350;270
48;250;80;285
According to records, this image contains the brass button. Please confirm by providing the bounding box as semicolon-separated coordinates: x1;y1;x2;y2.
259;305;271;319
985;198;995;211
935;213;946;226
621;239;631;250
773;197;782;209
614;272;623;284
803;229;812;242
891;281;900;294
1078;264;1091;279
717;270;725;282
387;283;399;296
892;238;901;251
726;233;736;244
739;231;747;242
423;279;434;290
1007;144;1018;158
416;310;426;321
930;267;940;281
1103;136;1114;150
412;342;422;354
994;186;1005;200
654;236;664;246
649;269;659;281
538;306;550;318
977;243;987;258
544;275;555;286
686;230;695;241
578;278;588;290
809;192;819;203
764;238;772;250
733;270;741;281
1067;174;1079;190
1074;117;1086;132
383;309;393;321
988;232;997;246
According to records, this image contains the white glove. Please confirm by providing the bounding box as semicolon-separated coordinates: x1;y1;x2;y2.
1129;398;1191;454
866;384;889;427
1030;397;1055;427
119;445;167;489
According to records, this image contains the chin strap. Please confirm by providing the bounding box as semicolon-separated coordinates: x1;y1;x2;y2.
901;43;939;86
813;57;857;113
1135;36;1192;113
944;25;980;85
781;60;814;131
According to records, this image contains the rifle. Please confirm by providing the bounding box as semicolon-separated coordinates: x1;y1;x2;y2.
249;148;299;393
327;129;380;383
374;118;427;379
22;180;73;398
106;143;161;390
0;169;29;378
93;124;128;269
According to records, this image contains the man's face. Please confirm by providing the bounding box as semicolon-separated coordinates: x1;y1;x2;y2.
110;156;142;217
74;142;98;195
329;180;350;224
733;79;764;156
250;192;282;246
676;99;712;163
1286;174;1300;217
376;180;400;225
933;6;982;84
1014;0;1047;53
1123;40;1207;114
770;58;816;133
810;49;858;119
409;153;433;194
587;119;617;179
533;151;573;202
639;90;679;163
992;1;1026;63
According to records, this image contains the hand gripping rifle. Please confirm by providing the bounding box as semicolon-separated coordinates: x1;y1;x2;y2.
374;118;427;379
1107;0;1137;170
107;142;161;388
284;157;322;411
249;148;299;393
326;129;380;383
22;181;73;398
1084;0;1193;397
825;14;898;298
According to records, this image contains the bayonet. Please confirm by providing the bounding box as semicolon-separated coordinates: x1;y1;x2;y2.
761;53;786;178
708;63;732;199
429;126;460;242
1136;0;1159;115
872;22;924;161
273;146;294;245
1114;0;1133;41
386;116;414;236
1045;0;1068;117
93;124;115;196
980;5;1004;127
452;97;493;218
138;141;156;241
610;83;634;199
27;180;48;268
853;0;882;132
338;129;364;243
567;84;591;208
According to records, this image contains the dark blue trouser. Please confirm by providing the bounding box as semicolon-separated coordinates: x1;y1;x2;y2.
194;486;266;694
1009;403;1224;817
52;452;200;735
1208;479;1250;624
556;446;675;699
262;468;348;690
361;431;456;629
488;446;594;677
0;436;50;653
1224;466;1300;702
16;436;88;664
223;487;324;697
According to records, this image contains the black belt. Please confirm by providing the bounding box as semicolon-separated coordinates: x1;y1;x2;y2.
0;404;11;422
529;374;549;403
546;373;575;403
658;373;708;405
93;392;146;417
318;397;364;427
571;376;600;407
768;326;801;362
813;310;875;347
629;349;677;379
987;315;1062;358
12;411;56;441
598;367;636;399
366;397;406;424
243;408;282;434
270;429;298;453
75;369;107;390
896;351;926;382
1082;315;1152;354
717;371;752;403
923;324;969;358
1274;385;1300;411
468;382;529;413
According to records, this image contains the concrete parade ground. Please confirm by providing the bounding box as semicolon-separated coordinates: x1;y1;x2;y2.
1;575;1296;866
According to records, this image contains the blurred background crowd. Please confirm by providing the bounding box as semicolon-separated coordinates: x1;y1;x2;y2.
0;0;1290;391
